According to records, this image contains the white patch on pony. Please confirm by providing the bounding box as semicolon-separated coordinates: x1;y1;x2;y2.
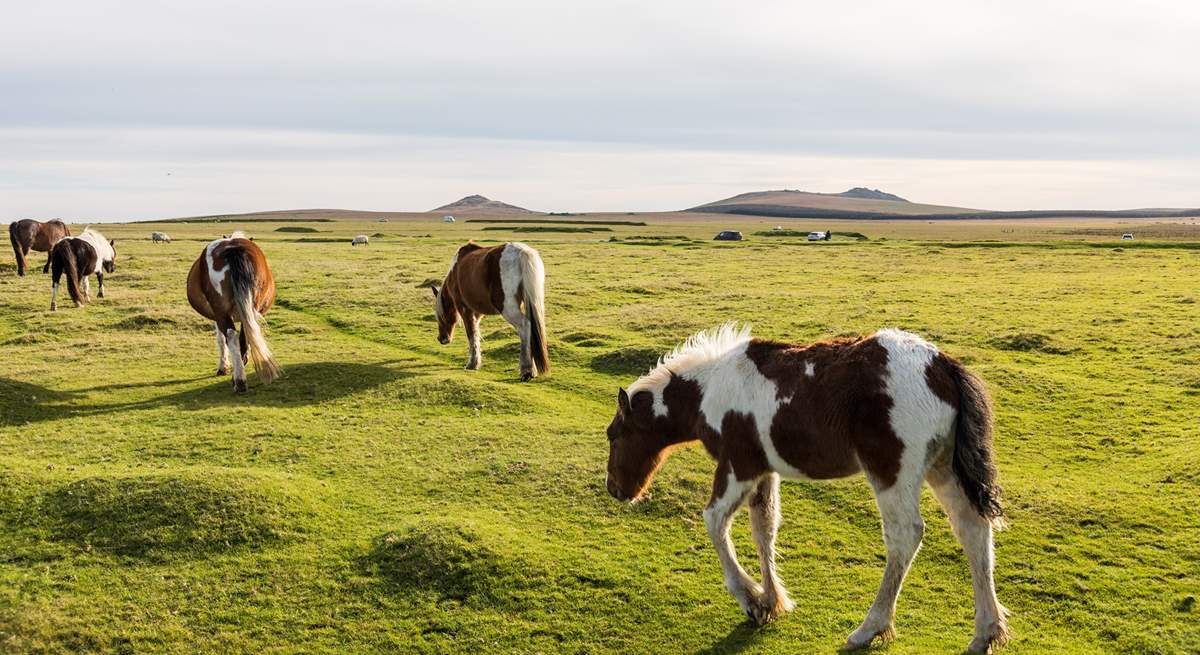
498;243;530;319
205;238;229;297
73;228;114;274
876;328;956;487
804;361;816;378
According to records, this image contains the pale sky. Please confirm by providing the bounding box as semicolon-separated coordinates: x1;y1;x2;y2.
3;0;1199;220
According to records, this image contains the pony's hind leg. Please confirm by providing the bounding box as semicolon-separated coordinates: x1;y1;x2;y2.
214;324;229;375
501;306;533;380
42;251;51;274
845;477;924;650
747;473;793;624
927;466;1008;653
82;276;91;303
225;324;247;393
96;273;104;298
704;463;764;620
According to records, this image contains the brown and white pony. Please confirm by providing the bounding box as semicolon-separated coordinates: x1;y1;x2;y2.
186;232;281;393
9;219;70;276
431;242;549;381
605;324;1008;653
49;228;116;311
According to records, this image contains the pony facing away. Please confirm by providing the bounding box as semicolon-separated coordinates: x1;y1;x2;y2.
9;219;70;276
431;242;549;381
605;325;1007;653
49;228;116;311
186;232;281;393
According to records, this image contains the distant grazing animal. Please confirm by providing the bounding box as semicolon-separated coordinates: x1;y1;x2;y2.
352;234;369;246
9;219;70;276
151;231;171;243
186;231;281;393
605;324;1007;653
49;228;116;311
431;242;549;381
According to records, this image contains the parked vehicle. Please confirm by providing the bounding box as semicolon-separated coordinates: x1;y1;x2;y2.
714;230;743;241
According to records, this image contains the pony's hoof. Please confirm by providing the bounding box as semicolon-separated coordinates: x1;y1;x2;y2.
746;590;792;626
841;624;895;652
520;371;534;382
216;368;228;376
73;302;82;308
233;379;247;394
49;304;57;312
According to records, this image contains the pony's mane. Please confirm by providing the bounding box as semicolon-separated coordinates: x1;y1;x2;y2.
229;230;248;239
629;322;753;393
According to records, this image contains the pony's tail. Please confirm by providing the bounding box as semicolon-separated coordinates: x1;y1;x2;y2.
61;244;85;306
10;222;26;276
517;245;550;376
227;248;281;384
948;357;1004;528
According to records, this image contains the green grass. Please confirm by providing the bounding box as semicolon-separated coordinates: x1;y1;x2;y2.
1;219;1197;654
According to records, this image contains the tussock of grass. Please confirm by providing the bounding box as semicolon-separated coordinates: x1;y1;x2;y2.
40;470;309;559
274;226;321;233
360;524;543;602
111;313;178;330
589;347;662;376
988;332;1075;354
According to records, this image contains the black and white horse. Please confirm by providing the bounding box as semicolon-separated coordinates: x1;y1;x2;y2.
49;228;116;311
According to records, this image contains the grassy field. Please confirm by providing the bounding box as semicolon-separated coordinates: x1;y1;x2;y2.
1;218;1197;654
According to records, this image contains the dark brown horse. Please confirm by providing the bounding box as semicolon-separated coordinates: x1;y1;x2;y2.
186;232;280;393
9;219;70;276
605;324;1007;653
431;242;549;381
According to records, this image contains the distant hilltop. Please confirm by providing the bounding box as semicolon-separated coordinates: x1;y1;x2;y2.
432;195;533;215
837;187;909;202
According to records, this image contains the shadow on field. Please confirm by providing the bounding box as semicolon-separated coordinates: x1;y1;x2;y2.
693;622;766;655
0;361;417;425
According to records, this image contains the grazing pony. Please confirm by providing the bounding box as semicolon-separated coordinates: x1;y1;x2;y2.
186;232;281;393
151;231;172;243
605;324;1007;653
49;228;116;311
9;219;70;276
431;242;549;381
351;234;369;246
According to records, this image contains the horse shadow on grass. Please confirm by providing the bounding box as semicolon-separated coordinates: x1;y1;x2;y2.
0;360;424;426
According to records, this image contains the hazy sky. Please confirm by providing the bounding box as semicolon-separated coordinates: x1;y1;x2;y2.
3;0;1199;220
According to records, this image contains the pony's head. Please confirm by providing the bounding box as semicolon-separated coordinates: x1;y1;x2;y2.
605;387;674;502
431;286;457;344
103;240;116;273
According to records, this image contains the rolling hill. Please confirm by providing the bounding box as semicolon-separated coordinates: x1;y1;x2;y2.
690;188;983;217
432;195;534;215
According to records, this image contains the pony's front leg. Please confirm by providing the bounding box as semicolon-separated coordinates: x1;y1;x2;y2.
42;251;51;274
747;473;794;624
96;273;105;298
704;464;763;619
214;324;229;376
463;313;482;370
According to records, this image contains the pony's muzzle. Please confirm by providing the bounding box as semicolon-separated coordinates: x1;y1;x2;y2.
605;474;629;502
438;336;449;345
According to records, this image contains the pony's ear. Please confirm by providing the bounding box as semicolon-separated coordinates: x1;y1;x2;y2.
222;234;228;239
109;240;115;247
430;286;440;299
617;387;631;414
